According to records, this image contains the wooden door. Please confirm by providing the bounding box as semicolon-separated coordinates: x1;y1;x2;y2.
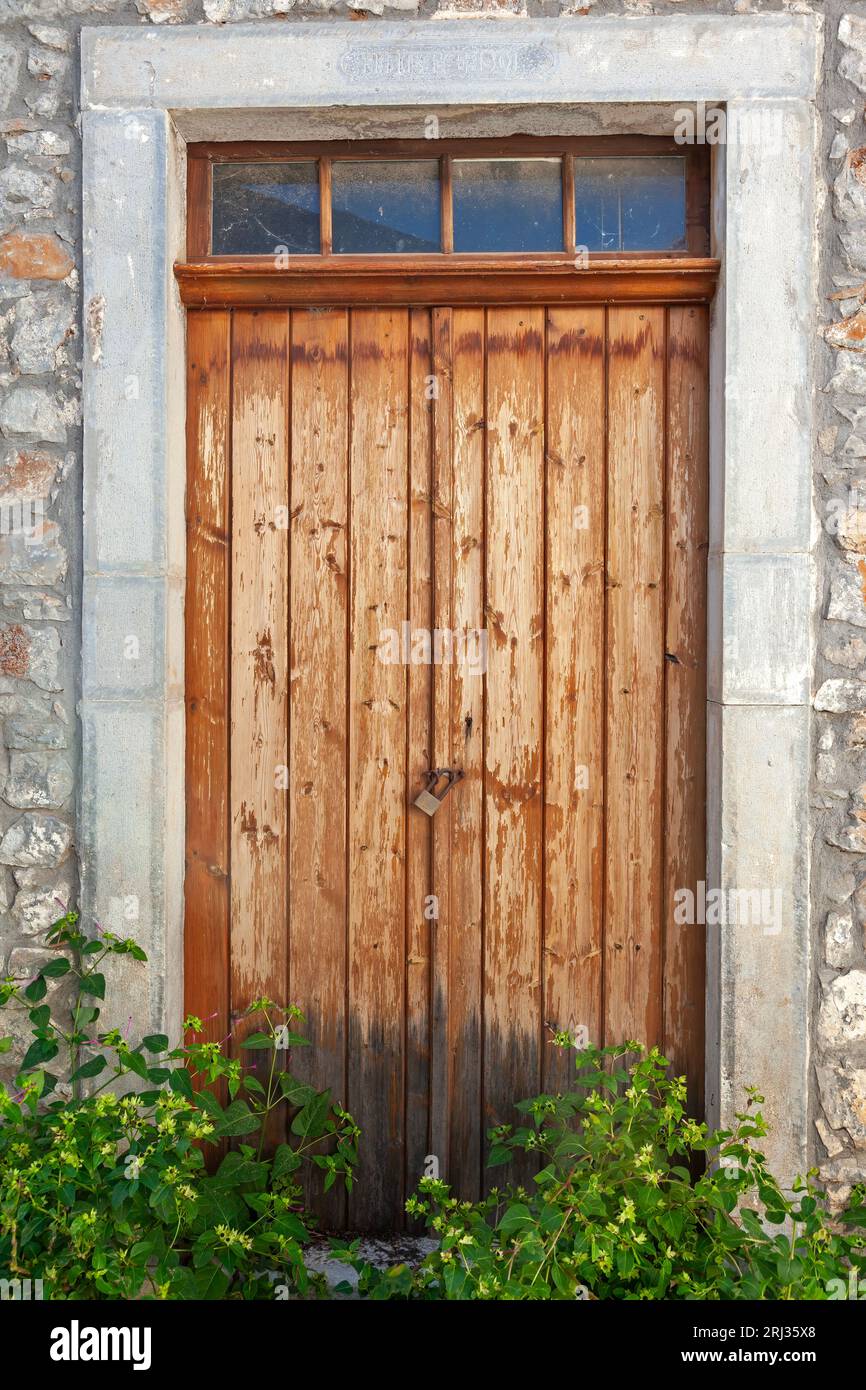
185;301;708;1232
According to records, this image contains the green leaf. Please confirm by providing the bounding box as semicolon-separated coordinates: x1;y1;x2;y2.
272;1144;303;1180
170;1264;231;1301
291;1088;331;1141
169;1066;195;1101
28;1005;51;1028
81;941;104;955
278;1073;317;1107
240;1032;274;1049
40;957;71;979
216;1099;261;1138
17;1066;46;1097
70;1054;107;1082
123;1050;150;1081
211;1151;269;1189
194;1088;226;1123
21;1037;58;1069
80;973;105;1000
273;1212;309;1242
142;1033;169;1053
498;1203;533;1237
776;1255;804;1284
23;975;47;1003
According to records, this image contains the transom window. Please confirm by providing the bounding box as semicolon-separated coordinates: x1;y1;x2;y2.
192;138;709;260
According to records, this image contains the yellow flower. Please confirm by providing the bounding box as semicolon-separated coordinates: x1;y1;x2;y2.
617;1199;636;1225
215;1224;253;1252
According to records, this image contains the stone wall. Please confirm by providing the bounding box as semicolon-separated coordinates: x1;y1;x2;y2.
813;7;866;1206
1;0;866;1197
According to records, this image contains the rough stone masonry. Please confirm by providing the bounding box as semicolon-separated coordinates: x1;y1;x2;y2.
1;0;866;1203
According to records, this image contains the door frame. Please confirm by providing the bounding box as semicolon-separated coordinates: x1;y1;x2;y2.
79;13;820;1189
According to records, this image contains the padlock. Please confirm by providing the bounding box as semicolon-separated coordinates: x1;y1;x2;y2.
413;767;464;817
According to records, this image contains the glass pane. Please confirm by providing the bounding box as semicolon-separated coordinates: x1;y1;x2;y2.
332;160;440;253
574;157;686;252
452;158;563;253
212;162;320;255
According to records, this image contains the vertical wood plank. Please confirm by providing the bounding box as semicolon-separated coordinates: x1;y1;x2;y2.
347;308;409;1230
664;304;709;1116
185;310;230;1053
429;306;454;1179
405;308;434;1204
483;307;545;1169
289;308;349;1224
604;306;666;1052
447;307;485;1199
230;309;290;1134
543;307;606;1092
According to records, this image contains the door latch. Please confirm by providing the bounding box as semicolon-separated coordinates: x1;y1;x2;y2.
413;767;464;817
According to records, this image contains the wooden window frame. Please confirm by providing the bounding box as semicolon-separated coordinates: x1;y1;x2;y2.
177;136;716;307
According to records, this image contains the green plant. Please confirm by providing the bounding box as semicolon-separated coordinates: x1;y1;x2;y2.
0;910;358;1299
336;1042;866;1301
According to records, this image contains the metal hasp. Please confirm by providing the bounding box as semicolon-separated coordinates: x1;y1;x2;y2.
413;767;465;817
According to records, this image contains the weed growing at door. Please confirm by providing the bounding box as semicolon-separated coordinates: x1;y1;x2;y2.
0;911;358;1299
334;1044;866;1301
5;944;865;1303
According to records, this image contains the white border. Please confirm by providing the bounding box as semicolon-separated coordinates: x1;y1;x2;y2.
79;15;821;1184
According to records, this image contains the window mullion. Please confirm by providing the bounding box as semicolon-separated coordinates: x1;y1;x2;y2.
320;156;333;256
563;154;576;257
441;155;453;255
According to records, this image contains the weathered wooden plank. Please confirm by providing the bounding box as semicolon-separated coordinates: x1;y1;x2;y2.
447;307;486;1199
185;310;231;1054
229;309;290;1137
405;307;434;1205
177;259;720;310
543;307;606;1092
483;307;545;1170
429;306;454;1180
347;308;409;1230
663;304;709;1116
288;308;349;1224
604;306;666;1052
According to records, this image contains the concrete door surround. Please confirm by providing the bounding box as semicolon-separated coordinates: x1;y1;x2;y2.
79;15;821;1185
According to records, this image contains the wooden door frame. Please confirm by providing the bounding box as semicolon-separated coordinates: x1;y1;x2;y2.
177;133;716;308
79;14;819;1190
180;138;717;1162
